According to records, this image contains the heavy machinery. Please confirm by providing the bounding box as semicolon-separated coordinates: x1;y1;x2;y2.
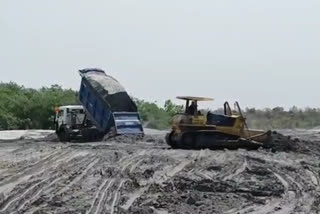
54;105;103;142
166;96;271;150
54;68;144;142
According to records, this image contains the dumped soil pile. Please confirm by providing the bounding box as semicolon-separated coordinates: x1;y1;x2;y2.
103;128;166;145
265;131;320;155
105;134;165;145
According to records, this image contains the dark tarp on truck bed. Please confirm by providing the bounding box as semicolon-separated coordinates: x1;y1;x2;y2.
83;71;138;112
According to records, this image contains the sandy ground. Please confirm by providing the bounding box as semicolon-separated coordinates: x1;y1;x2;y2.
0;129;319;214
0;130;54;140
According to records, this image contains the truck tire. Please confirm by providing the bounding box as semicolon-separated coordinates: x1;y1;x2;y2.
57;128;70;142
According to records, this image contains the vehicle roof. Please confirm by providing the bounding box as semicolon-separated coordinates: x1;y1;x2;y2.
58;105;84;110
176;96;214;101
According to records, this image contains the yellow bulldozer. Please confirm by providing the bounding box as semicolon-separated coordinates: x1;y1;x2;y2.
166;96;271;150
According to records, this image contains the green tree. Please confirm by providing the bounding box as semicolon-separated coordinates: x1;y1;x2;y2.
0;82;78;130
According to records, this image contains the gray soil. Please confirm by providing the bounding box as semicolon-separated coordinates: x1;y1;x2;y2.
0;129;319;214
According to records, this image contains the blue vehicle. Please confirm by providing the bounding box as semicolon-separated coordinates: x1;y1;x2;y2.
54;69;144;142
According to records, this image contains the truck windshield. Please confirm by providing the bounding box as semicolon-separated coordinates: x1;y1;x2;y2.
67;109;84;114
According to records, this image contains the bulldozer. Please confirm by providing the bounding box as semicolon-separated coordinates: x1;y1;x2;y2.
166;96;271;150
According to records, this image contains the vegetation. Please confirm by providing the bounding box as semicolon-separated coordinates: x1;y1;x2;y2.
0;82;78;130
244;107;320;129
135;99;183;130
0;82;320;130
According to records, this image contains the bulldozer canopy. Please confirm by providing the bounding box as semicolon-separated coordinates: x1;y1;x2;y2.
177;96;214;102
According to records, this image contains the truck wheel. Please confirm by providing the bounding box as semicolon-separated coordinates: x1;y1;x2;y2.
58;129;70;142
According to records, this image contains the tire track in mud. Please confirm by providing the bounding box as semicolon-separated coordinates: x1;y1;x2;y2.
304;169;320;213
163;150;201;180
108;150;159;213
227;159;319;214
122;150;201;212
0;150;62;181
120;150;147;173
110;180;127;214
272;172;296;213
30;153;98;203
9;149;66;173
0;149;71;193
0;154;92;213
225;162;294;214
199;151;239;180
0;152;95;214
92;148;174;214
0;177;55;213
193;151;240;181
87;179;115;214
55;158;100;196
13;176;63;214
223;158;248;181
254;166;319;214
285;173;315;213
251;172;309;214
87;150;150;214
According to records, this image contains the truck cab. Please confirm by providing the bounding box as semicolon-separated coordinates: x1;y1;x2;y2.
54;105;101;142
55;105;85;129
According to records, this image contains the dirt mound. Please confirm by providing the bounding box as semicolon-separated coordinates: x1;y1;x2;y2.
265;131;320;154
103;134;165;145
103;134;144;143
102;128;166;144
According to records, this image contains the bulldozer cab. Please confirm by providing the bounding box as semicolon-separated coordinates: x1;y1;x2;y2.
176;96;214;125
177;96;213;115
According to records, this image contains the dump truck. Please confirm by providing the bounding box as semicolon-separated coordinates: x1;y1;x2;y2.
166;96;271;150
54;68;144;142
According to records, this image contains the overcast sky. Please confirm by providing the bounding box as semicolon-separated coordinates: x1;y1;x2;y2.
0;0;319;109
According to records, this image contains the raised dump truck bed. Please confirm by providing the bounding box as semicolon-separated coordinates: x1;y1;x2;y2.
79;69;144;136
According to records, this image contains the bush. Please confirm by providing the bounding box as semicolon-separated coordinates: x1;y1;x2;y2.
135;99;183;130
0;82;78;130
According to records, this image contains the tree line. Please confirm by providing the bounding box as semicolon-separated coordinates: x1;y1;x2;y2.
0;82;319;130
0;82;78;130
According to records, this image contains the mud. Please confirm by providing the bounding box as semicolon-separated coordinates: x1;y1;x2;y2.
0;129;319;214
265;131;320;155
